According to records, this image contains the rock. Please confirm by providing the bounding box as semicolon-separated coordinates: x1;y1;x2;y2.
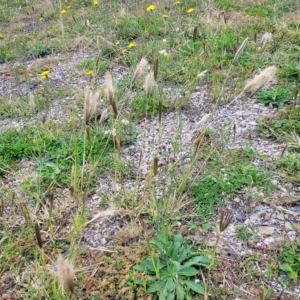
258;226;275;236
233;197;241;203
285;222;292;231
264;237;275;245
276;213;285;220
264;214;271;221
235;214;244;222
287;231;296;242
291;205;300;212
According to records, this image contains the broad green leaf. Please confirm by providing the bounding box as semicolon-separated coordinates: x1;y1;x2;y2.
134;278;143;285
183;256;210;268
167;292;175;300
177;266;198;276
176;283;185;300
185;280;205;294
170;261;181;272
148;282;161;293
133;264;146;272
178;246;188;263
146;259;157;272
279;263;292;272
167;278;175;292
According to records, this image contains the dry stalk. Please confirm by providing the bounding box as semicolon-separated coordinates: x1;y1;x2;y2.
232;37;248;64
20;203;31;225
168;96;177;112
28;92;35;115
193;26;198;43
158;98;162;124
35;222;43;249
153;57;158;81
153;156;158;176
0;197;3;218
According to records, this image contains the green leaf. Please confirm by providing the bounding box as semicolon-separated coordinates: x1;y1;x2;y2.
148;282;161;293
176;283;186;300
178;246;188;263
183;256;210;268
167;279;175;292
167;292;175;300
177;266;198;276
185;280;205;294
134;278;143;285
133;264;146;272
279;263;292;272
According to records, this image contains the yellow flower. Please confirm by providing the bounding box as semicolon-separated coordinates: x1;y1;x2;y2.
66;5;71;9
61;9;67;14
128;42;136;49
93;0;98;5
115;41;120;45
0;34;4;39
41;70;50;79
86;70;93;76
187;8;194;13
175;1;181;4
121;49;127;54
39;17;43;21
162;14;168;18
146;5;155;12
245;14;250;18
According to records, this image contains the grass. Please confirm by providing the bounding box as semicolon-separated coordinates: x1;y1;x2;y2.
0;0;300;299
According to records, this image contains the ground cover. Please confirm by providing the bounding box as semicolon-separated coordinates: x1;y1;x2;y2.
0;0;299;299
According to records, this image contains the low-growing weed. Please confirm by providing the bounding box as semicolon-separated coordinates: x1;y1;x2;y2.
192;149;272;221
257;87;293;107
279;239;300;282
257;107;300;139
134;234;209;300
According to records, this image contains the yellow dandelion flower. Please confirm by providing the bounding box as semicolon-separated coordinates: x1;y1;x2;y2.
146;5;155;12
245;14;250;18
0;34;4;39
93;0;98;5
115;41;120;45
121;49;127;54
128;42;136;49
66;6;71;9
86;70;93;76
162;14;168;18
175;1;181;4
187;8;194;13
41;70;50;79
39;17;43;21
61;9;67;14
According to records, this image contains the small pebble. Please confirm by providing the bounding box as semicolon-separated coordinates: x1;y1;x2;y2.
235;214;244;222
291;205;300;212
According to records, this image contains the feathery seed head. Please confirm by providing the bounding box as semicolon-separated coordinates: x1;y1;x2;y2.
132;57;148;84
84;86;98;125
105;73;114;104
259;32;272;48
243;66;277;96
145;71;155;97
57;255;75;294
